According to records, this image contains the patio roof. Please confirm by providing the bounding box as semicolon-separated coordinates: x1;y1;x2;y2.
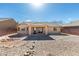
19;22;62;27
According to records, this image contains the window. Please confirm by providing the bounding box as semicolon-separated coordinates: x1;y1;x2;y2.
21;28;25;31
53;27;57;31
17;27;20;31
27;28;28;31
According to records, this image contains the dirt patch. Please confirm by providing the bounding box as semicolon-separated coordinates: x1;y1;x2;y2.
0;40;26;48
0;35;79;56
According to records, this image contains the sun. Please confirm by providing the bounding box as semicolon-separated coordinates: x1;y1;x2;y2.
31;3;43;8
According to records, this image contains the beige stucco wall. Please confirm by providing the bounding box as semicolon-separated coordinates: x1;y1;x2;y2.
48;26;61;34
17;24;28;34
0;19;17;35
17;24;61;35
0;19;17;30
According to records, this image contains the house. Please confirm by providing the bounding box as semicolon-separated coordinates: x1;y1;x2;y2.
1;18;79;36
0;18;17;36
17;22;62;35
62;20;79;35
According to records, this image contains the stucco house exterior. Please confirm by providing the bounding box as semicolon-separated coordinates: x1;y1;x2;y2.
0;18;79;36
17;22;62;35
0;18;17;30
0;18;17;36
17;20;79;35
62;20;79;35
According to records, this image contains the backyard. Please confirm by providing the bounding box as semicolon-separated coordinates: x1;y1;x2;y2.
0;33;79;56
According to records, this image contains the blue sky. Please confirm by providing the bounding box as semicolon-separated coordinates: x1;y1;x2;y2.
0;3;79;23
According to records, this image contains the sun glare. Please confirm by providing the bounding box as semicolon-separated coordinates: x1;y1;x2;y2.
31;3;43;8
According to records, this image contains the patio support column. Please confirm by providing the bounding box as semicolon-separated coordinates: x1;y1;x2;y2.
28;25;31;35
45;25;48;35
34;27;36;30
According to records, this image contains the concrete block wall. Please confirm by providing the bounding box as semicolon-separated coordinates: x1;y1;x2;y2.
62;26;79;35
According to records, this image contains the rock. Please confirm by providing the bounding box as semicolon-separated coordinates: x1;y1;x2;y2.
29;45;35;50
0;38;13;42
4;45;14;48
1;39;8;42
24;52;30;56
24;50;35;56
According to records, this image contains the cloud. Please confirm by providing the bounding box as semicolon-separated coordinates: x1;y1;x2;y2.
64;18;72;23
25;19;32;22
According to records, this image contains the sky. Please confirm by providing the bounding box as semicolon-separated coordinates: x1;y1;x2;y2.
0;3;79;23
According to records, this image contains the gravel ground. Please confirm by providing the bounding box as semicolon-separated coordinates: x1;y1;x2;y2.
0;34;79;56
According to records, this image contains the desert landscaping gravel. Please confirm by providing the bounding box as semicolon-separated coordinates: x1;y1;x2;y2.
0;34;79;56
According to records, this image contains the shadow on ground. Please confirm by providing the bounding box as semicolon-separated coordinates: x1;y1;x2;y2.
24;34;54;40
